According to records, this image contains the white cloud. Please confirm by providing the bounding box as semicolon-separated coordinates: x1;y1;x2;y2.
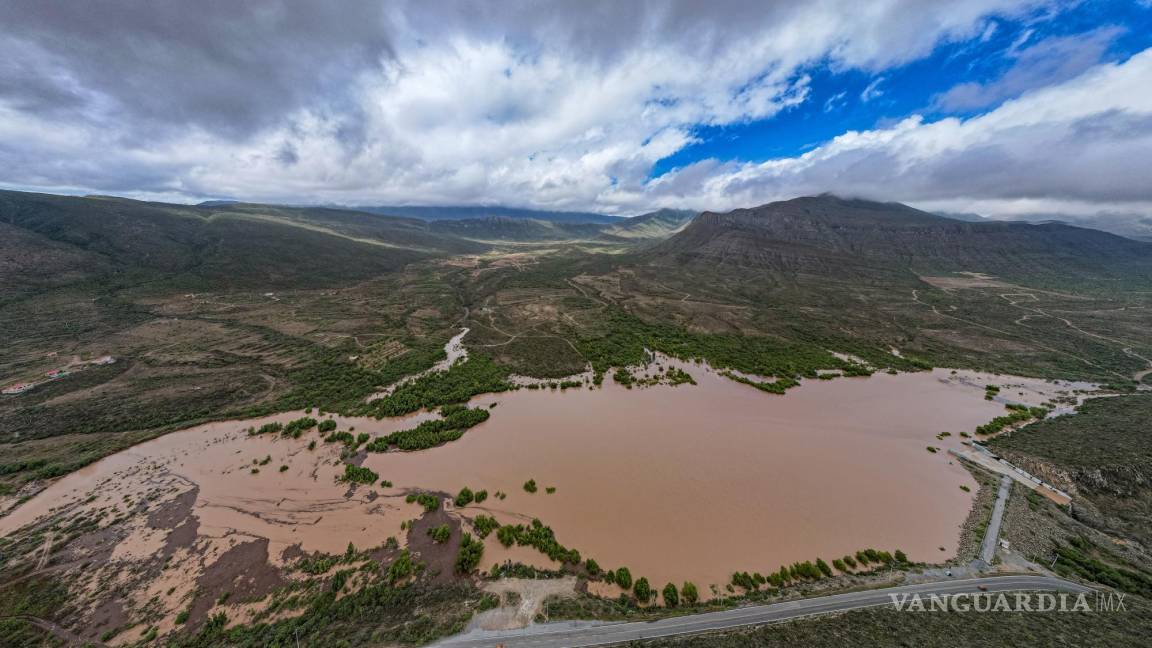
4;0;1121;218
932;25;1123;112
624;48;1152;218
860;77;886;102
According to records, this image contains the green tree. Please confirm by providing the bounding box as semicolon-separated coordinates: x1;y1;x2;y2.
633;577;652;603
455;534;484;573
523;479;538;493
816;558;833;578
455;487;475;507
585;559;601;576
615;567;633;590
681;581;699;605
388;549;413;582
894;549;909;563
427;524;451;543
662;583;679;607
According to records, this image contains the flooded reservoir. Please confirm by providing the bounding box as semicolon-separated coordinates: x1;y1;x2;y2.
369;363;1012;593
0;361;1078;600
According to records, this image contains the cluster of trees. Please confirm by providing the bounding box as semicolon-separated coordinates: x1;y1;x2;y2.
340;464;378;485
387;549;414;582
368;356;512;417
317;419;338;433
454;487;475;507
605;566;632;589
602;566;697;607
719;371;800;395
841;363;874;377
575;309;913;389
524;379;584;390
250;422;283;435
455;534;484;573
976;404;1049;435
494;518;581;564
471;515;500;538
523;479;538;493
261;337;447;417
452;486;489;507
282;416;319;438
1050;536;1152;598
665;367;696;386
365;405;490;452
731;549;908;592
405;492;440;512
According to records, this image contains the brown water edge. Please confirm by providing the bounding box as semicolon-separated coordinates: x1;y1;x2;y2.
0;361;1088;602
0;408;442;556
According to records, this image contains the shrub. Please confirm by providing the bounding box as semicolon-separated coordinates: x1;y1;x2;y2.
472;515;499;538
340;464;378;485
662;583;679;607
633;577;652;603
456;533;484;573
681;581;699;604
405;492;440;512
615;567;633;590
252;422;283;435
455;487;475;507
474;489;488;503
365;406;490;451
496;525;518;547
427;524;451;544
523;479;538;493
388;549;413;582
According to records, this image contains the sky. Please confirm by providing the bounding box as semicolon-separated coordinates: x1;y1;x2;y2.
1;0;1150;221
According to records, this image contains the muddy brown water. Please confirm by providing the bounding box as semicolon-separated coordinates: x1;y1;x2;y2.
1;362;1079;599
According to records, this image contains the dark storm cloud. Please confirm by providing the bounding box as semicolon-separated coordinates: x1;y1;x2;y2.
0;1;395;138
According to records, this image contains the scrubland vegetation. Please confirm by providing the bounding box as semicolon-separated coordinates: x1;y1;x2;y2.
364;405;490;452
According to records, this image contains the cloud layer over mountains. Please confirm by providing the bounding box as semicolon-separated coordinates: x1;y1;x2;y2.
0;0;1148;221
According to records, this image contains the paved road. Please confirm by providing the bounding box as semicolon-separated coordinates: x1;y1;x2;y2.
980;475;1013;565
435;575;1091;648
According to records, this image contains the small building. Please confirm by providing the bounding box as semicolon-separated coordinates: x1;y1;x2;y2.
2;383;34;395
46;369;70;379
